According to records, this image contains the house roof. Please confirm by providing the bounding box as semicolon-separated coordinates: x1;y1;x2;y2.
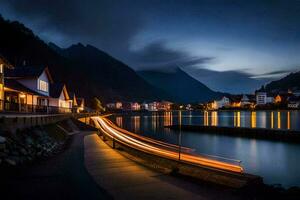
4;78;47;97
69;92;78;105
4;66;54;83
50;83;69;99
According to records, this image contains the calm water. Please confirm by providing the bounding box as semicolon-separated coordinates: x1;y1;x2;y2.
109;110;300;187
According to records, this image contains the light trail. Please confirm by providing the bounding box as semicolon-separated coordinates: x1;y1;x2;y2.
102;117;194;153
91;116;244;173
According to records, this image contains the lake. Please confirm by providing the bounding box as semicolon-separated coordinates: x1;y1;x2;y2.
109;110;300;187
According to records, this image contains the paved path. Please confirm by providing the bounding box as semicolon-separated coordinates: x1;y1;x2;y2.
84;134;241;200
1;131;112;200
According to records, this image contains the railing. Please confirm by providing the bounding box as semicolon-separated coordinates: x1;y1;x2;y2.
0;100;72;114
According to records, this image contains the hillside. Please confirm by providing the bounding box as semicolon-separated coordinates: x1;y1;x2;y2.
138;68;222;103
0;15;168;102
50;43;170;102
264;71;300;92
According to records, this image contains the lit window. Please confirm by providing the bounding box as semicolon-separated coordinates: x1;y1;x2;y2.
0;64;3;73
38;80;48;92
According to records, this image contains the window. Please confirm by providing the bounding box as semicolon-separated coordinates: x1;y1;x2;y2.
38;79;48;92
0;64;3;73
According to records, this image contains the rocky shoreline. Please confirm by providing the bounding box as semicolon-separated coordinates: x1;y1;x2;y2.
0;121;72;167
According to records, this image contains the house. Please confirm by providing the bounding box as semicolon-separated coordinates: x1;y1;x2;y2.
141;102;149;110
0;55;13;111
4;79;49;112
216;96;230;109
148;102;158;111
4;66;54;112
121;102;140;111
157;101;173;111
229;95;242;108
130;102;140;111
106;103;116;109
106;102;122;110
49;83;72;113
256;92;267;105
186;104;192;110
256;92;275;105
287;96;300;109
240;94;256;108
274;94;282;103
207;100;218;110
69;92;82;113
241;94;251;107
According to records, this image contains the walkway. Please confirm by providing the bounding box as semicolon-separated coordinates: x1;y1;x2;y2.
1;131;112;200
84;134;241;200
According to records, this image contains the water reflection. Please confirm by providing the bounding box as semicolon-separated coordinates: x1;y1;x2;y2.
277;112;281;129
204;111;209;126
120;110;295;132
116;116;123;128
271;112;274;129
287;111;290;130
132;116;140;133
152;112;158;131
211;111;218;126
234;111;241;127
178;110;182;126
251;111;256;128
110;110;300;187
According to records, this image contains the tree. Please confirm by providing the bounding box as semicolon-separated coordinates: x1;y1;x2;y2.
91;97;105;113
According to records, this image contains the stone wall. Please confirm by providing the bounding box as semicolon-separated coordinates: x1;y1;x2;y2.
0;113;94;133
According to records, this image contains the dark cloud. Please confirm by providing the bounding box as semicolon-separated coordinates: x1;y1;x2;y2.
184;67;273;94
0;0;299;93
0;0;144;56
131;41;214;71
252;70;293;78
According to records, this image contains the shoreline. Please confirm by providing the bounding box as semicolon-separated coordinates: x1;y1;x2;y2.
165;125;300;143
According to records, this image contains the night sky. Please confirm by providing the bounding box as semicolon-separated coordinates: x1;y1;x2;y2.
1;0;300;93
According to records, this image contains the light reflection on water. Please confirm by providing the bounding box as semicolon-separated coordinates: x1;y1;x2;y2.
109;110;300;187
114;110;299;131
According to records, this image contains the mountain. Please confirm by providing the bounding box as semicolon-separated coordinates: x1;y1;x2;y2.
138;68;222;103
264;71;300;92
0;15;168;103
49;43;170;102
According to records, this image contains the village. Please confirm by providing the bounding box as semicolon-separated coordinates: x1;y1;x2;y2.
106;91;300;112
0;55;85;114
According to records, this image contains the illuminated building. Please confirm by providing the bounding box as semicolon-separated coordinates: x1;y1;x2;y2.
148;101;158;111
256;92;267;105
157;101;173;111
287;96;300;109
216;96;230;108
1;61;79;113
274;94;282;103
130;102;141;111
49;83;73;113
106;102;122;110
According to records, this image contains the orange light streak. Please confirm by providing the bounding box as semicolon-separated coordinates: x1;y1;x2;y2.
92;116;243;173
